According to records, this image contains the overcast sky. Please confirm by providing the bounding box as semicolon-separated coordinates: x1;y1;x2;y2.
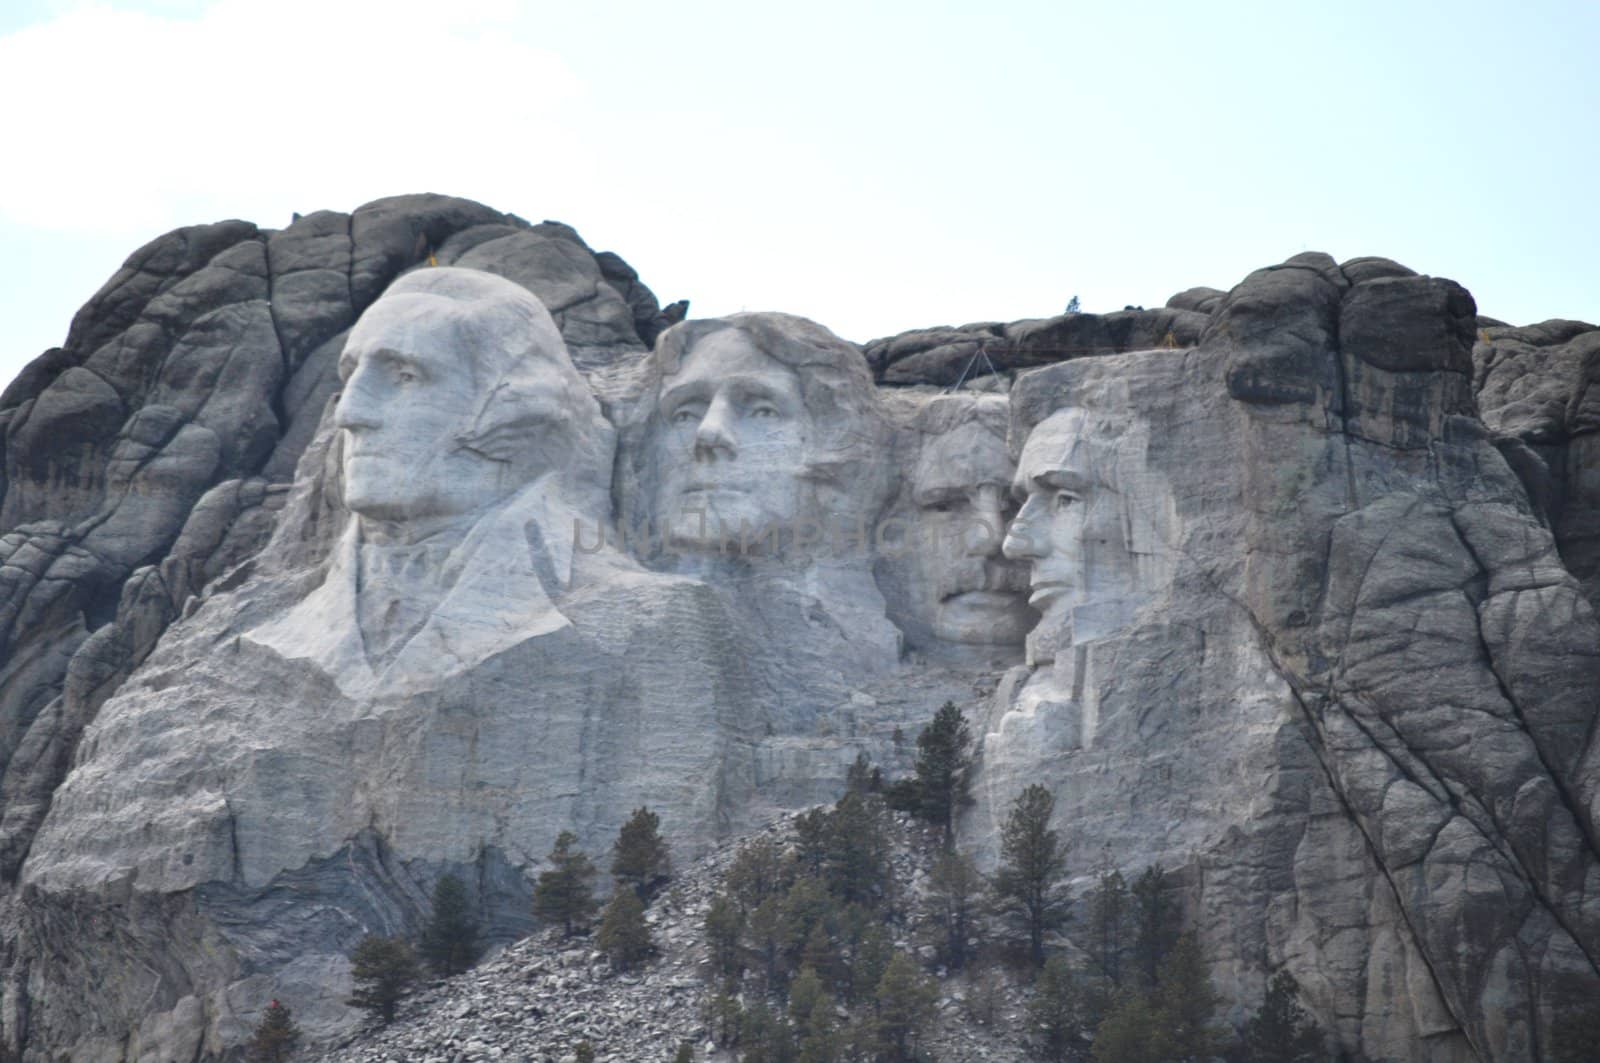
2;0;1596;391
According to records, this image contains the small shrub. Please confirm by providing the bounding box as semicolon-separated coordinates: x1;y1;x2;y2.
246;999;300;1062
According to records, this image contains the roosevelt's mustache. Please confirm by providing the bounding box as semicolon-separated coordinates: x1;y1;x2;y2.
939;557;1030;598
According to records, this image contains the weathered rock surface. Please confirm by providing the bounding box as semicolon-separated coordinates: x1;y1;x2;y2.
0;195;663;888
863;306;1207;388
1472;318;1600;615
0;200;1597;1063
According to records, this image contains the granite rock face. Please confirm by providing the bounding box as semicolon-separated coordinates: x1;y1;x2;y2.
1;202;1597;1063
1473;318;1600;615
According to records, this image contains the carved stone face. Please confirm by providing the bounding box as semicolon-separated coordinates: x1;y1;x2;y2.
1003;408;1133;657
654;329;812;550
901;420;1034;648
332;271;600;534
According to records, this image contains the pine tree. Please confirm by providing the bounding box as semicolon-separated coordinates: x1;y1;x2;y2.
926;848;983;971
702;991;743;1047
1131;864;1181;990
612;806;671;901
1236;971;1322;1062
725;836;794;911
533;830;599;936
1030;956;1085;1062
597;887;654;971
346;935;421;1025
740;1000;797;1063
794;806;831;879
819;792;892;909
246;999;300;1062
789;966;842;1063
845;751;881;794
910;701;975;844
849;922;894;1006
672;1042;695;1063
779;877;837;962
1091;991;1161;1063
1154;933;1224;1061
574;1041;596;1063
419;873;479;976
872;951;939;1062
1084;869;1131;987
993;784;1070;967
704;892;746;982
746;895;788;992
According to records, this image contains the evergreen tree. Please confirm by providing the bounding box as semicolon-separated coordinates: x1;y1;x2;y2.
1084;869;1131;987
794;806;831;879
673;1042;696;1063
850;922;894;1006
704;892;746;982
1235;971;1322;1063
419;873;479;976
872;951;939;1062
1030;956;1085;1062
926;848;983;971
574;1041;596;1063
993;784;1070;967
726;836;794;911
845;751;881;795
746;895;788;992
702;991;743;1047
597;887;655;971
790;966;842;1063
819;792;892;909
612;806;671;901
1091;991;1161;1063
740;1000;797;1063
800;922;845;993
533;830;599;936
1154;933;1224;1061
1131;865;1181;989
910;701;975;844
346;935;421;1025
780;877;837;962
246;999;300;1062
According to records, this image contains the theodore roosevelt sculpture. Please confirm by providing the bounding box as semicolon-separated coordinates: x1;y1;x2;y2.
249;267;619;694
874;393;1034;663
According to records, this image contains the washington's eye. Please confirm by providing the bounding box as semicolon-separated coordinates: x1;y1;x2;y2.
395;369;419;384
1053;491;1077;512
750;404;779;419
671;407;701;425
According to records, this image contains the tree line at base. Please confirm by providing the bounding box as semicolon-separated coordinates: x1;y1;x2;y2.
243;700;1600;1061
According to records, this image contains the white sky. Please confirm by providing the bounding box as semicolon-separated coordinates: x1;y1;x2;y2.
2;0;1596;390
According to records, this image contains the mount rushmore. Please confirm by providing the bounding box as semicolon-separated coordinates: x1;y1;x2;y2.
0;194;1597;1060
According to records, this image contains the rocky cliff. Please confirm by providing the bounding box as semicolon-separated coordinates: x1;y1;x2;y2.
0;196;1596;1061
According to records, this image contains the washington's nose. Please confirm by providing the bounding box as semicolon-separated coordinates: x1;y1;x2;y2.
693;393;738;460
333;371;380;432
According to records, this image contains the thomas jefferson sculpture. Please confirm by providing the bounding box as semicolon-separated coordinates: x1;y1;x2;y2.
625;312;902;681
